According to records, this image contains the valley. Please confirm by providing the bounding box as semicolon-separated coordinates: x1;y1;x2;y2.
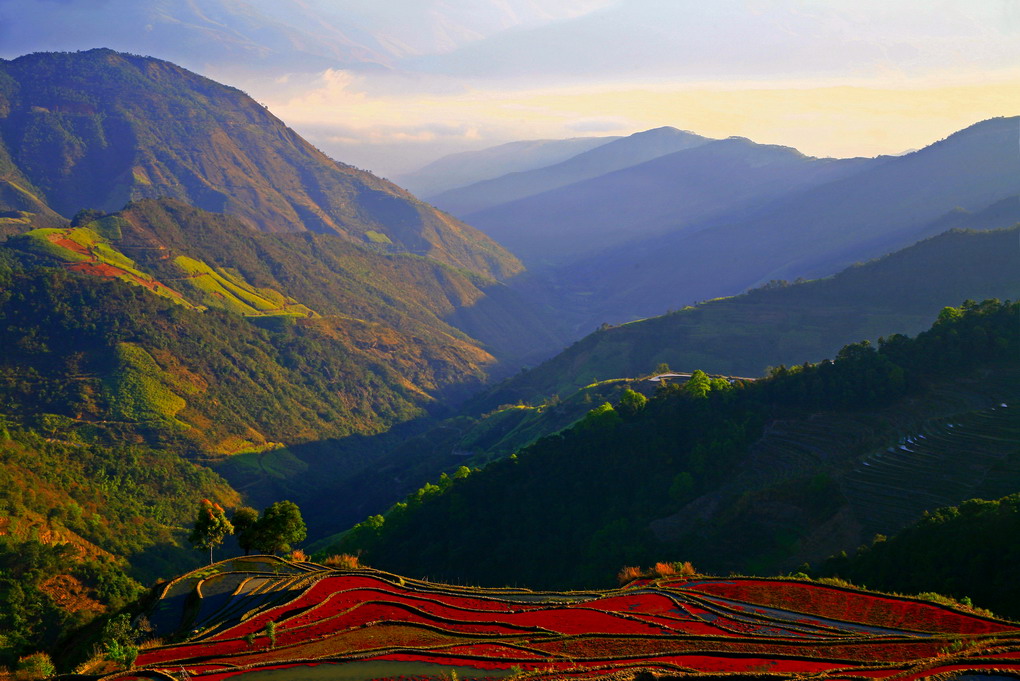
0;9;1018;678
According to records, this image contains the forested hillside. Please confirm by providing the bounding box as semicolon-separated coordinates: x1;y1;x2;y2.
821;494;1020;619
329;300;1019;596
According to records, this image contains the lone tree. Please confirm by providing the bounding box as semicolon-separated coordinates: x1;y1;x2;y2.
232;506;260;555
189;499;234;564
251;500;306;555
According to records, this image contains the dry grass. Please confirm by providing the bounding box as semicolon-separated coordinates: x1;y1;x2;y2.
620;561;698;584
323;553;360;570
288;549;308;562
617;566;643;585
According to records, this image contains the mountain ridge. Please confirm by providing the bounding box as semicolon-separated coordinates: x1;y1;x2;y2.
428;126;712;217
0;48;522;281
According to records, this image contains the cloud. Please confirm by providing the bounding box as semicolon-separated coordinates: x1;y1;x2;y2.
305;121;485;146
565;117;633;132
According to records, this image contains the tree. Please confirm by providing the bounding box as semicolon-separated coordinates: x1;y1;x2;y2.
251;501;306;555
682;370;712;399
232;506;260;555
617;388;647;416
189;499;234;564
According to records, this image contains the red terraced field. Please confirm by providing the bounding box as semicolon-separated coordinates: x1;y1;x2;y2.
108;557;1020;681
681;579;1020;634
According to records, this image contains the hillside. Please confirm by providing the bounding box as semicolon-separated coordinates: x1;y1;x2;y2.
0;192;563;566
821;494;1020;619
429;127;713;219
477;225;1020;406
0;49;521;280
459;136;877;267
0;190;557;663
328;301;1020;594
553;116;1020;325
78;556;1020;680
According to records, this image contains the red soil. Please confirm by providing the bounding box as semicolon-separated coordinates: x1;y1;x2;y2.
684;579;1018;635
121;570;1020;681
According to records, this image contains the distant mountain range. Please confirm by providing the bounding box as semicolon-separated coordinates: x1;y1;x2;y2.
427;126;712;217
419;115;1020;332
457;135;876;267
559;116;1020;326
396;135;619;198
476;224;1020;407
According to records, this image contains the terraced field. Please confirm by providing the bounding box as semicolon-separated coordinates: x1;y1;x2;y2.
100;557;1020;681
842;402;1020;535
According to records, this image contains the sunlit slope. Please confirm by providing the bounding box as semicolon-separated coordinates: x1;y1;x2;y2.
0;49;521;280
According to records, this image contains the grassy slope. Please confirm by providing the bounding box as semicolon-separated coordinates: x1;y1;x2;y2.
477;225;1020;409
0;49;521;281
104;199;567;364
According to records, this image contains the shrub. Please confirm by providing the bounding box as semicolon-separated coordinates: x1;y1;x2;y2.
672;561;697;577
288;548;308;562
16;653;55;681
619;561;697;584
323;553;360;570
617;566;642;585
652;562;675;577
264;621;276;648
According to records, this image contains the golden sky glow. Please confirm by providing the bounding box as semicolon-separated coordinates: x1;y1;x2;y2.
269;72;1020;171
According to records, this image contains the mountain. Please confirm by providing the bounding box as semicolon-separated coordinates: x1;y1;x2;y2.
476;225;1020;406
428;126;713;218
459;136;878;267
554;116;1020;326
329;301;1020;590
0;48;521;281
396;135;618;198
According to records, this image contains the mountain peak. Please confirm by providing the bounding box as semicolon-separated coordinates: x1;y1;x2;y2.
0;49;521;280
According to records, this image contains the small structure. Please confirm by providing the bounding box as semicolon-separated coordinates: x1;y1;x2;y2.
647;373;692;383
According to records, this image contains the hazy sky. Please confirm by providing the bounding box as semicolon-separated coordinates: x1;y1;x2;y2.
3;0;1019;176
253;0;1020;176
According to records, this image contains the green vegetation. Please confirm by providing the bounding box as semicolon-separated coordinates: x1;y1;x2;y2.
329;301;1020;589
0;538;143;668
189;500;234;565
237;501;307;555
171;255;314;318
820;493;1020;619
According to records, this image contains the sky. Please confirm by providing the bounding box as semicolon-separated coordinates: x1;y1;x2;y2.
3;0;1019;177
